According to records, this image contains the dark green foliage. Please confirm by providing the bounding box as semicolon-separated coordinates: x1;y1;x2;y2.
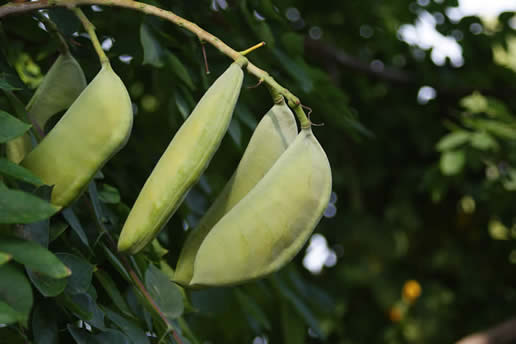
1;1;516;343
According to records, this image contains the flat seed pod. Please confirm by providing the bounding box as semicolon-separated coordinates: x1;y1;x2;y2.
7;53;87;163
27;53;87;131
174;101;298;285
21;63;133;208
190;127;332;287
117;60;246;255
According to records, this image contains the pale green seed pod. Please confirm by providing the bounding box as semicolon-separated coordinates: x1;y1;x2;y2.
117;60;246;255
21;62;133;208
6;53;87;163
174;101;298;286
190;127;332;287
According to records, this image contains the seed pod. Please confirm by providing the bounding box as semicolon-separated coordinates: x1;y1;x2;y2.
190;127;332;287
21;62;133;208
117;59;247;254
174;101;298;285
6;53;87;163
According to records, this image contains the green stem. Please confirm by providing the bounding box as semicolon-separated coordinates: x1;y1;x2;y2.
0;0;311;126
71;7;109;65
85;196;183;344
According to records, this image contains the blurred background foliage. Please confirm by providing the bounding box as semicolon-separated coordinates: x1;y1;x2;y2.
1;0;516;343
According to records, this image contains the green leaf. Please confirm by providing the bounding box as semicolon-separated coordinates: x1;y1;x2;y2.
145;264;184;322
32;301;59;344
103;307;150;344
49;219;69;242
98;184;121;204
20;219;50;247
271;274;325;339
62;207;89;246
235;289;271;331
0;251;11;265
0;300;19;325
26;268;67;297
281;300;306;344
0;263;33;325
0;110;31;143
470;131;498;151
0;158;43;186
0;187;60;224
88;180;109;227
140;24;164;68
56;253;94;295
0;72;23;91
95;269;133;317
0;236;70;278
175;90;192;120
440;150;466;176
273;50;313;93
46;8;81;36
228;117;242;147
460;91;488;113
436;131;470;152
60;292;105;329
68;325;131;344
503;168;516;191
102;244;131;282
166;52;195;90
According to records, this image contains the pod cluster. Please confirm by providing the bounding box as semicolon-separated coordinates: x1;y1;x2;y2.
17;52;331;287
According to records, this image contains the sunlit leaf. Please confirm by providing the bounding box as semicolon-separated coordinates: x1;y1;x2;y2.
0;110;31;143
0;263;33;325
0;236;70;278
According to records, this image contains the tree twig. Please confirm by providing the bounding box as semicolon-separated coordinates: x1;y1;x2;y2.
0;0;310;127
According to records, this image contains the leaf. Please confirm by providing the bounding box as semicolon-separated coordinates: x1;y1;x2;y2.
0;251;12;265
88;180;109;227
0;110;31;143
46;8;81;36
166;51;195;90
60;292;105;329
440;150;466;176
0;158;43;186
228;117;242;147
57;253;94;294
0;187;60;224
145;264;184;322
0;72;23;91
235;103;258;130
436;131;470;152
175;90;192;120
19;219;50;247
26;268;67;297
98;184;121;204
140;24;164;67
101;244;131;282
0;236;70;278
49;219;69;242
470;131;498;151
271;274;325;339
103;307;150;344
273;49;313;93
460;91;488;113
281;300;306;344
68;325;131;344
0;300;19;325
0;263;33;325
62;207;89;246
32;301;59;344
235;289;271;331
95;269;133;317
